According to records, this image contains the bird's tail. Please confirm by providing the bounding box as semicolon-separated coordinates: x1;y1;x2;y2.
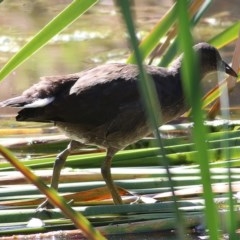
0;96;29;108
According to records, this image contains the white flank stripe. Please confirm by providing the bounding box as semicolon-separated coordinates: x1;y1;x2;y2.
23;97;55;108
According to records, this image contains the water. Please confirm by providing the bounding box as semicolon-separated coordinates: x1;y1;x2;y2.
0;0;238;107
0;2;239;239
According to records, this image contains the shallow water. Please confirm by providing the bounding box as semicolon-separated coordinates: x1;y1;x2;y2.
0;2;239;239
0;0;239;110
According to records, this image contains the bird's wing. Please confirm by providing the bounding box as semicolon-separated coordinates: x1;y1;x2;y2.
16;64;143;125
0;74;80;108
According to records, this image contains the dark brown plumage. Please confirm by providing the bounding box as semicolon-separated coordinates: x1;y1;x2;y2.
0;43;237;206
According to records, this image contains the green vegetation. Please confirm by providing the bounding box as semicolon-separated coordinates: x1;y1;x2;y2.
0;0;239;239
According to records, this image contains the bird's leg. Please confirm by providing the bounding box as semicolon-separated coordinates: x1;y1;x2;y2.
38;140;83;209
50;140;83;190
101;148;123;204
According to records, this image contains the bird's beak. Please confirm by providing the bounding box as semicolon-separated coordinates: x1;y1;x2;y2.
223;61;238;77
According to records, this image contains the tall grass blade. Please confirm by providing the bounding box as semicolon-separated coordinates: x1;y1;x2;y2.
118;0;187;238
0;0;98;82
209;21;240;48
126;3;177;63
176;0;219;239
0;145;106;240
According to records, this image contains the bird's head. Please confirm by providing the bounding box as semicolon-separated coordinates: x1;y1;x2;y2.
193;42;237;78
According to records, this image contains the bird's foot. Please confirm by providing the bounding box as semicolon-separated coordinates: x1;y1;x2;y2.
130;196;142;205
36;199;54;212
130;195;157;204
36;198;74;212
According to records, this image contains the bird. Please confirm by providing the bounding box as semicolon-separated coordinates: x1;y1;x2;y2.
0;42;237;207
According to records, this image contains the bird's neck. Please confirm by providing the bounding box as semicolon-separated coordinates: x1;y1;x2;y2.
168;54;213;79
